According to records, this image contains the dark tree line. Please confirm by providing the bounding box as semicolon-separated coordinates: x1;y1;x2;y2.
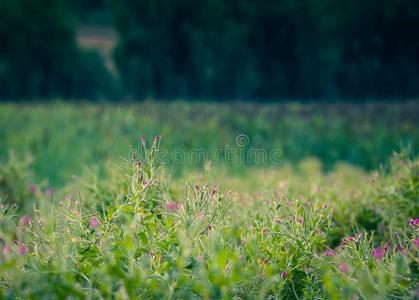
1;0;419;100
113;0;419;99
0;0;115;100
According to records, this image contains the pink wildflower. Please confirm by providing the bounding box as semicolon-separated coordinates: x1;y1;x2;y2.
414;238;419;248
143;179;149;188
346;236;356;242
210;186;218;198
373;247;383;259
167;201;179;211
19;215;31;227
383;241;390;253
324;249;335;257
339;262;349;274
29;184;37;193
18;245;27;256
409;218;419;226
281;271;287;279
45;188;54;197
297;217;303;225
2;245;11;255
393;244;406;254
90;217;99;229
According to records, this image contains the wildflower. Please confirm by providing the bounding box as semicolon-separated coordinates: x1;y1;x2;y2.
19;215;31;227
45;188;54;197
345;236;356;242
0;203;4;210
409;218;419;226
281;271;287;279
339;262;349;274
207;224;213;230
90;217;99;229
143;179;149;188
373;247;383;259
29;184;37;193
18;245;27;256
297;217;303;225
324;249;335;257
414;238;419;248
383;241;390;253
2;245;11;255
393;244;406;254
210;186;218;198
167;201;179;211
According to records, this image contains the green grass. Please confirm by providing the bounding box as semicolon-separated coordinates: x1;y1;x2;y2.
0;138;418;298
0;101;418;298
1;101;418;186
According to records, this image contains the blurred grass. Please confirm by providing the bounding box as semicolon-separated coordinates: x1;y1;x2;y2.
0;101;418;186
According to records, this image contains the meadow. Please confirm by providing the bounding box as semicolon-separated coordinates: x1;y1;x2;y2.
0;101;418;298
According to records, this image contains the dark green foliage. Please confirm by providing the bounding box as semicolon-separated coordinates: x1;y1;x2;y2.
112;0;419;99
0;0;115;100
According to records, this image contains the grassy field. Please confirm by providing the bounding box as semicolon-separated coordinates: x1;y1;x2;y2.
0;101;418;298
0;101;418;186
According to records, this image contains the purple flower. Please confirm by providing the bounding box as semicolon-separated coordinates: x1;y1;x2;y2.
373;247;383;259
167;201;179;211
414;238;419;248
19;215;31;227
90;217;99;229
45;188;54;197
281;271;287;279
18;245;27;256
339;262;349;274
409;218;419;226
297;217;303;225
324;249;335;257
29;184;37;193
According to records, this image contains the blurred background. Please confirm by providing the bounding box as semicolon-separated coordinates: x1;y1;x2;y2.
1;0;419;100
0;0;418;188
